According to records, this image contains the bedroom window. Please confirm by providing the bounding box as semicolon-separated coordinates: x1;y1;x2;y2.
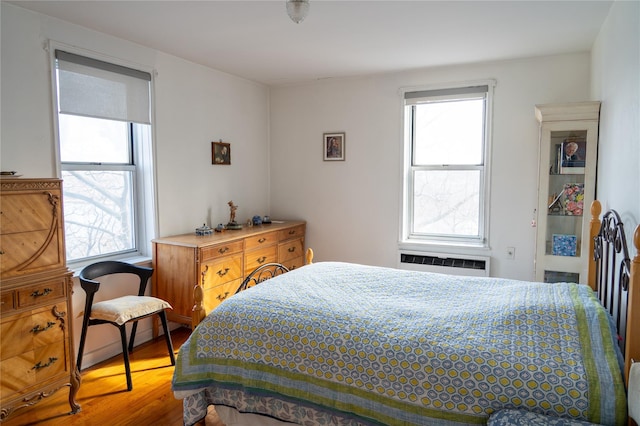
53;49;156;265
401;82;494;247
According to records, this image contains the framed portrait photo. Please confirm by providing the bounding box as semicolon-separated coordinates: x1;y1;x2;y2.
560;139;586;168
323;132;345;161
212;141;231;165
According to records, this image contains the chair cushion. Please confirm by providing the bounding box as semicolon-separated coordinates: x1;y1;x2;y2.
488;409;600;426
90;296;172;325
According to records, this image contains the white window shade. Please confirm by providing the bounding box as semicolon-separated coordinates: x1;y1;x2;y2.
56;50;151;124
405;85;488;105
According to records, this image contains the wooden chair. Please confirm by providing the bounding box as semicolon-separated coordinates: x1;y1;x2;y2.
76;261;175;391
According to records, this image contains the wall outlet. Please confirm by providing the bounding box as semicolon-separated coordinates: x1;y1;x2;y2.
506;247;515;259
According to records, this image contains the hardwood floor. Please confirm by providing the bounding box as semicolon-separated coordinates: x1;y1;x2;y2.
3;327;223;426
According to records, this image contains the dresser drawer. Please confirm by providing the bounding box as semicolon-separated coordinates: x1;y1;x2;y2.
278;239;304;263
278;225;305;242
244;231;277;250
203;278;242;313
200;240;243;262
0;191;58;235
282;256;305;272
0;340;67;401
1;291;15;313
1;302;67;361
201;254;243;289
0;230;65;277
16;279;66;309
244;245;277;274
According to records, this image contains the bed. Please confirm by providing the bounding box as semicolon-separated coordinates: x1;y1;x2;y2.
172;202;640;426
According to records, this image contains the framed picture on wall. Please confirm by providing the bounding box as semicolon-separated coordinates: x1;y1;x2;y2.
323;132;345;161
212;141;231;165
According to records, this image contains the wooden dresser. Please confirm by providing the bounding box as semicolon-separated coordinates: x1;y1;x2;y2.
0;178;80;421
152;221;305;329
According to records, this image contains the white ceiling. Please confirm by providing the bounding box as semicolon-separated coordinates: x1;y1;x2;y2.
7;0;614;86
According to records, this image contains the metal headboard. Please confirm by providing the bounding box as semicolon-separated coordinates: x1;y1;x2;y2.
593;209;632;355
235;263;290;294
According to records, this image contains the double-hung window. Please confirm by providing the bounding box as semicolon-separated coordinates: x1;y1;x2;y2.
53;49;155;265
401;82;494;247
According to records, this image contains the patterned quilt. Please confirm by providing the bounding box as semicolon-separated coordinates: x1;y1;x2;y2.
172;262;626;426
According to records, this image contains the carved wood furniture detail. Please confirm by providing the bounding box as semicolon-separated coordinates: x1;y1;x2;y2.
152;221;305;330
0;178;80;421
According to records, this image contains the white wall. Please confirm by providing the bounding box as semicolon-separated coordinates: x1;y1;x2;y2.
2;0;637;369
591;0;640;234
270;54;593;280
1;3;271;367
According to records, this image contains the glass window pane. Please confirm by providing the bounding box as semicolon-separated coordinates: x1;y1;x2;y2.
62;170;135;261
412;170;480;237
59;114;130;163
413;99;484;166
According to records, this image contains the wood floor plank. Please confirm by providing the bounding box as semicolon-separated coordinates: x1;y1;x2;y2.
2;327;195;426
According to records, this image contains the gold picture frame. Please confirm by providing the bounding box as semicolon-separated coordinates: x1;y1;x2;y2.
212;141;231;165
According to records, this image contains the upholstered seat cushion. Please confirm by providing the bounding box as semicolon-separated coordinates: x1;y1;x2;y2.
488;410;600;426
90;296;172;325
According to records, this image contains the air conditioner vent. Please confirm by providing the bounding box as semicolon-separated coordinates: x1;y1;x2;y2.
398;251;490;277
400;253;486;271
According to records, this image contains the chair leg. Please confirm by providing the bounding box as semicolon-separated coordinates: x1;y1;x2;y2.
159;311;175;365
128;321;139;353
76;320;90;371
119;325;133;391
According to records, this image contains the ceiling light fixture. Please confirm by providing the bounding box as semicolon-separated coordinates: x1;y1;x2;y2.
286;0;310;24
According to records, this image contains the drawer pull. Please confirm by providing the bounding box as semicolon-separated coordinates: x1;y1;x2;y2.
31;288;53;298
32;357;58;370
31;321;57;334
288;230;296;235
217;292;229;301
258;238;266;244
201;265;209;286
257;256;267;264
0;250;4;255
218;247;229;254
217;268;230;277
288;247;296;253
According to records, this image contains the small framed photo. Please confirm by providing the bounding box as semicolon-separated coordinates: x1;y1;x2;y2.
560;139;586;168
212;141;231;165
323;132;345;161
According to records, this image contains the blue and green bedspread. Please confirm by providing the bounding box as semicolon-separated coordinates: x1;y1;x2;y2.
172;262;626;426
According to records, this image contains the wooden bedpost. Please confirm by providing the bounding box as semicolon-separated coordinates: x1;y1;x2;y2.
625;225;640;385
191;284;206;329
588;200;602;291
305;248;314;264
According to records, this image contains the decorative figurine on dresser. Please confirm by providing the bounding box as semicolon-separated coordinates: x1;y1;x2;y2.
0;178;80;420
226;200;242;230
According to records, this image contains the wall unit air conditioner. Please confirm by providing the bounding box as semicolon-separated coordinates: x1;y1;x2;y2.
398;251;491;277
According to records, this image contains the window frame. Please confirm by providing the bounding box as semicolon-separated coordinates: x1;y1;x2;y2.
399;80;495;250
49;41;157;268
